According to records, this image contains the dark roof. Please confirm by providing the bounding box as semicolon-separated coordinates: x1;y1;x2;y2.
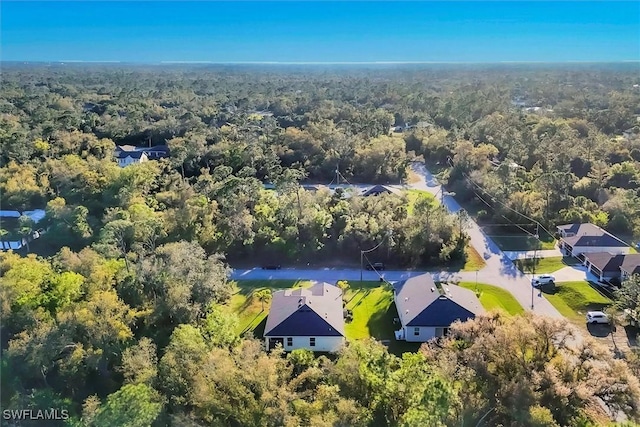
557;223;628;248
143;145;169;153
115;151;146;160
393;274;484;327
620;254;640;275
115;145;169;154
361;185;402;197
264;282;345;337
584;252;625;272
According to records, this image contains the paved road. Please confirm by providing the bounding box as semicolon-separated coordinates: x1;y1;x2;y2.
409;162;565;318
233;163;565;319
231;267;476;283
504;249;563;260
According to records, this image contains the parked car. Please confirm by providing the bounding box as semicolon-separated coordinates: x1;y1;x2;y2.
261;265;281;270
531;274;555;288
366;262;385;271
586;311;610;324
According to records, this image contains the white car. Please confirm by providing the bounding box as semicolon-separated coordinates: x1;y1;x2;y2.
531;274;555;288
586;311;609;324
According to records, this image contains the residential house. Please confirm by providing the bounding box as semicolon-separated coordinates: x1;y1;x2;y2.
361;185;402;197
556;223;630;259
115;150;148;167
0;209;47;251
140;145;169;160
620;255;640;280
393;274;484;342
114;144;169;167
583;252;640;283
264;282;345;352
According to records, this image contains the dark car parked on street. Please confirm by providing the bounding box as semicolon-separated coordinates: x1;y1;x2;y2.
366;262;385;271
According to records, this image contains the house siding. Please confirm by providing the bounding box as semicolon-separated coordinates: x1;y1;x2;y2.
401;326;451;342
573;246;630;256
403;326;436;342
264;336;344;352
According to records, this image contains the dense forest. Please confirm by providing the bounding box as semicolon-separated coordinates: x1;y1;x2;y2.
1;64;640;426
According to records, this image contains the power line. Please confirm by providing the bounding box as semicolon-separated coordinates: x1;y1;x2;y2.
461;170;556;239
362;251;387;282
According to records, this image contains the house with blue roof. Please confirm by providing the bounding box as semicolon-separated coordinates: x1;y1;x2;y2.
393;274;484;342
264;282;345;352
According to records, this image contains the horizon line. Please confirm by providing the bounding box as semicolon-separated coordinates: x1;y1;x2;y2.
2;60;639;65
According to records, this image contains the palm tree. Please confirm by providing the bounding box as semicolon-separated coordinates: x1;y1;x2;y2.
254;289;272;312
337;280;350;302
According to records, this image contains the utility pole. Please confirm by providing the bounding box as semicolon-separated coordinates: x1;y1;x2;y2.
360;250;363;283
531;228;540;310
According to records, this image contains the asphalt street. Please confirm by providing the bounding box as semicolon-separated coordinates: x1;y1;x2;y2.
232;162;565;319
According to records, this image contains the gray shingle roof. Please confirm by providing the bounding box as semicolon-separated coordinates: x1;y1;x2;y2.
584;252;625;272
115;151;147;160
393;274;484;327
557;223;628;248
620;254;640;275
264;282;345;337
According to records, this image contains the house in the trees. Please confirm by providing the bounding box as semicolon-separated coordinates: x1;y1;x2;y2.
0;209;47;251
361;185;402;197
114;144;169;167
264;282;345;352
556;223;630;260
393;274;484;342
115;150;148;167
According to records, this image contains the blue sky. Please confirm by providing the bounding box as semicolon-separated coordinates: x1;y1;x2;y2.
1;1;639;62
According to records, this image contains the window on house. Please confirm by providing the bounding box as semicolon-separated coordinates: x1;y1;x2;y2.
286;337;293;347
309;337;316;347
413;327;420;336
436;327;450;337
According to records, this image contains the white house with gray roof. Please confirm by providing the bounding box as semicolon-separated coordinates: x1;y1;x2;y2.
557;223;630;259
393;274;484;342
264;282;345;352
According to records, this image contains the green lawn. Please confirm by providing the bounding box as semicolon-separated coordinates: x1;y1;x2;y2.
343;280;423;354
489;234;557;251
230;278;523;356
457;282;524;315
461;246;486;272
343;281;393;340
405;189;436;215
230;279;419;354
443;245;487;272
542;281;613;323
228;280;314;336
514;256;580;274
